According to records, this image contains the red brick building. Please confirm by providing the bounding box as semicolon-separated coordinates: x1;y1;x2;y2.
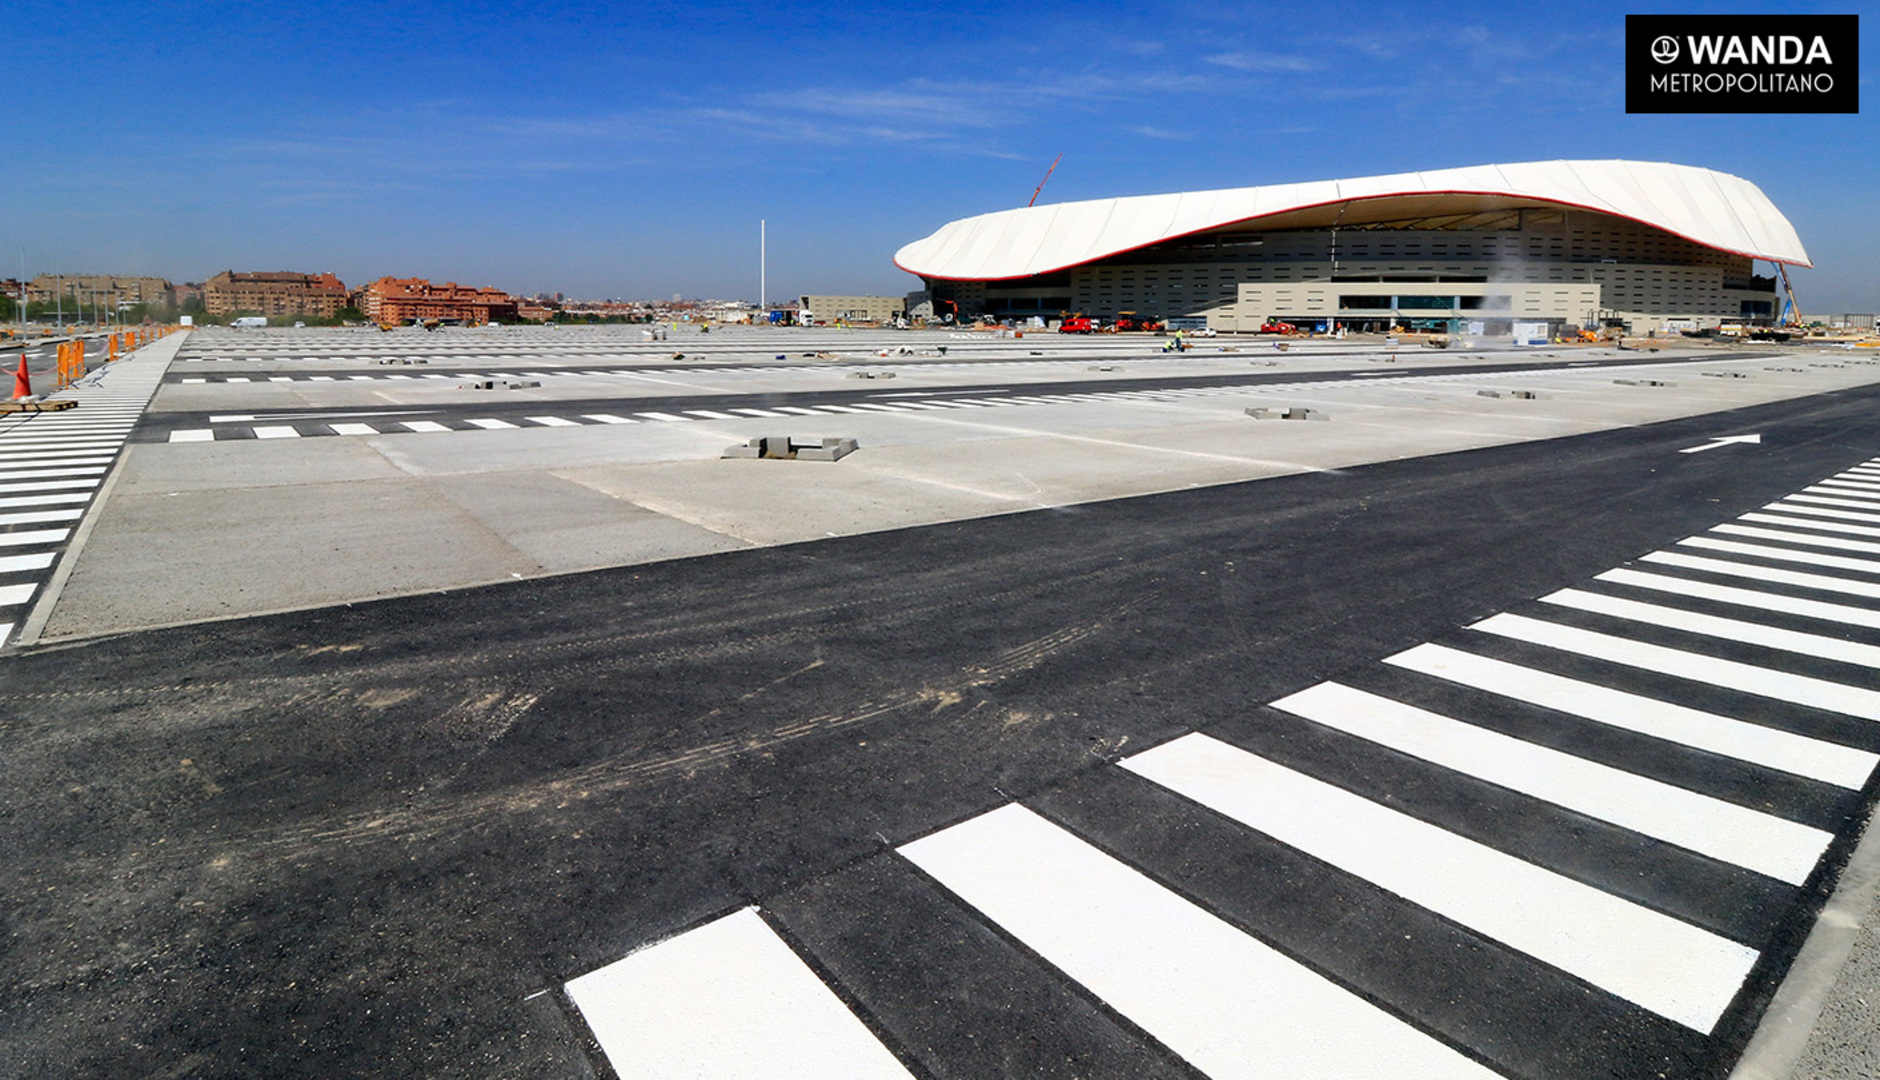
354;277;519;325
205;271;348;317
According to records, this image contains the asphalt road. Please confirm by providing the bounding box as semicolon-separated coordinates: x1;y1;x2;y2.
5;383;1880;1077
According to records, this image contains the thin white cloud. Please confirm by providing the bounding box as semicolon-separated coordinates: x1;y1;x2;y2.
1203;51;1318;73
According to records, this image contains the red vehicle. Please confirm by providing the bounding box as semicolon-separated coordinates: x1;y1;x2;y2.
1258;320;1300;335
1112;313;1164;332
1059;316;1096;333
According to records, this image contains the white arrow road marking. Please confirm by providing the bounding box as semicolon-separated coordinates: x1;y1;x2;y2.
1681;434;1762;454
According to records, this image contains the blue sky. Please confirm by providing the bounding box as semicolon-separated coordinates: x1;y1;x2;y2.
6;0;1874;309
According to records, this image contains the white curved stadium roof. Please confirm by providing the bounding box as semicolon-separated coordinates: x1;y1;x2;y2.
895;160;1809;281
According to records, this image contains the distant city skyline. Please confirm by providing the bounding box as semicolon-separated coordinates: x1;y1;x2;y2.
6;0;1875;312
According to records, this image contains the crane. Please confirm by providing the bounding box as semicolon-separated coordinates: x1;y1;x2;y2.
1027;154;1063;208
1776;263;1804;329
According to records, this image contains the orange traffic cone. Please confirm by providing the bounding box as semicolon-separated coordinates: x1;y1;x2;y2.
11;353;31;400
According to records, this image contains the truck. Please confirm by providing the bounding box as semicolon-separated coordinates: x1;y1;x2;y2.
230;316;267;329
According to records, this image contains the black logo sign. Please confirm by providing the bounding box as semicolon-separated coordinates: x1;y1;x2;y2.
1627;14;1859;113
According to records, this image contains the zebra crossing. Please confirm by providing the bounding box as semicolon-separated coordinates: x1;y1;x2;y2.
561;459;1880;1078
0;346;169;646
156;369;1589;443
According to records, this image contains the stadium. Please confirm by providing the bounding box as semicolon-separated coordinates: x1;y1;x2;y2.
894;160;1808;336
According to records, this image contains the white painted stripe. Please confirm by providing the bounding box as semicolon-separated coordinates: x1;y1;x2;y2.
729;408;787;417
0;552;57;572
809;404;871;414
0;439;125;450
1769;500;1880;525
900;804;1496;1078
308;375;335;381
0;621;12;643
635;412;691;422
1273;681;1829;884
773;406;824;416
0;456;115;469
168;430;216;443
525;416;580;427
1815;479;1880;495
399;421;451;433
348;375;374;381
0;449;119;463
683;410;741;420
0;583;36;606
329;423;379;436
1121;733;1758;1032
1785;493;1880;514
1742;512;1880;539
1542;587;1880;669
0;447;124;460
464;418;517;430
269;376;293;383
1473;612;1880;722
0;481;99;496
0;466;108;480
1808;484;1880;501
565;908;913;1080
182;377;206;383
224;377;251;383
1680;535;1880;576
1713;523;1880;557
1642;549;1880;601
0;492;90;508
1599;567;1880;630
0;509;83;527
580;414;636;424
251;426;301;440
1387;642;1876;789
383;374;416;381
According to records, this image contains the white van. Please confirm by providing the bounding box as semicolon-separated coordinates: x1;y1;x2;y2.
231;316;267;329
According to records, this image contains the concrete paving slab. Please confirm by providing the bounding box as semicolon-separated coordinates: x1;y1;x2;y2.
429;470;749;572
112;437;411;493
38;477;539;634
